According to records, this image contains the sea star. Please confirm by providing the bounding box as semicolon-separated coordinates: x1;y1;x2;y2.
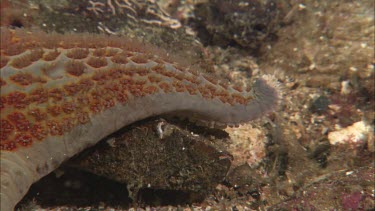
0;27;279;210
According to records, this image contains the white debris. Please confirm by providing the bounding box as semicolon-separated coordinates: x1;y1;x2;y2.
340;80;352;95
328;121;372;145
346;171;354;176
106;137;116;147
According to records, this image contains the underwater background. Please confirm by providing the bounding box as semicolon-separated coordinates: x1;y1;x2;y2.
1;0;373;210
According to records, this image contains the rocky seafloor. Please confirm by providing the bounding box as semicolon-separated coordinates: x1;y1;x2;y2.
2;0;373;210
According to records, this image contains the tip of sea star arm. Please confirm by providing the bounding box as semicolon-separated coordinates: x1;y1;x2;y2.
244;74;282;122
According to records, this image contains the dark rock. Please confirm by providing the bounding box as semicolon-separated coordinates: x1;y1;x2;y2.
310;96;331;114
191;0;289;52
69;118;232;203
308;139;331;168
226;164;253;189
266;144;289;177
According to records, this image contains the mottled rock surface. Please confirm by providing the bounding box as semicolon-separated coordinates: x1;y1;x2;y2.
69;118;231;200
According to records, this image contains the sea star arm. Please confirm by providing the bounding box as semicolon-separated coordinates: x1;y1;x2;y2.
0;28;279;210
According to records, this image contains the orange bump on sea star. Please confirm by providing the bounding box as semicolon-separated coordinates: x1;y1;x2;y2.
0;27;280;211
